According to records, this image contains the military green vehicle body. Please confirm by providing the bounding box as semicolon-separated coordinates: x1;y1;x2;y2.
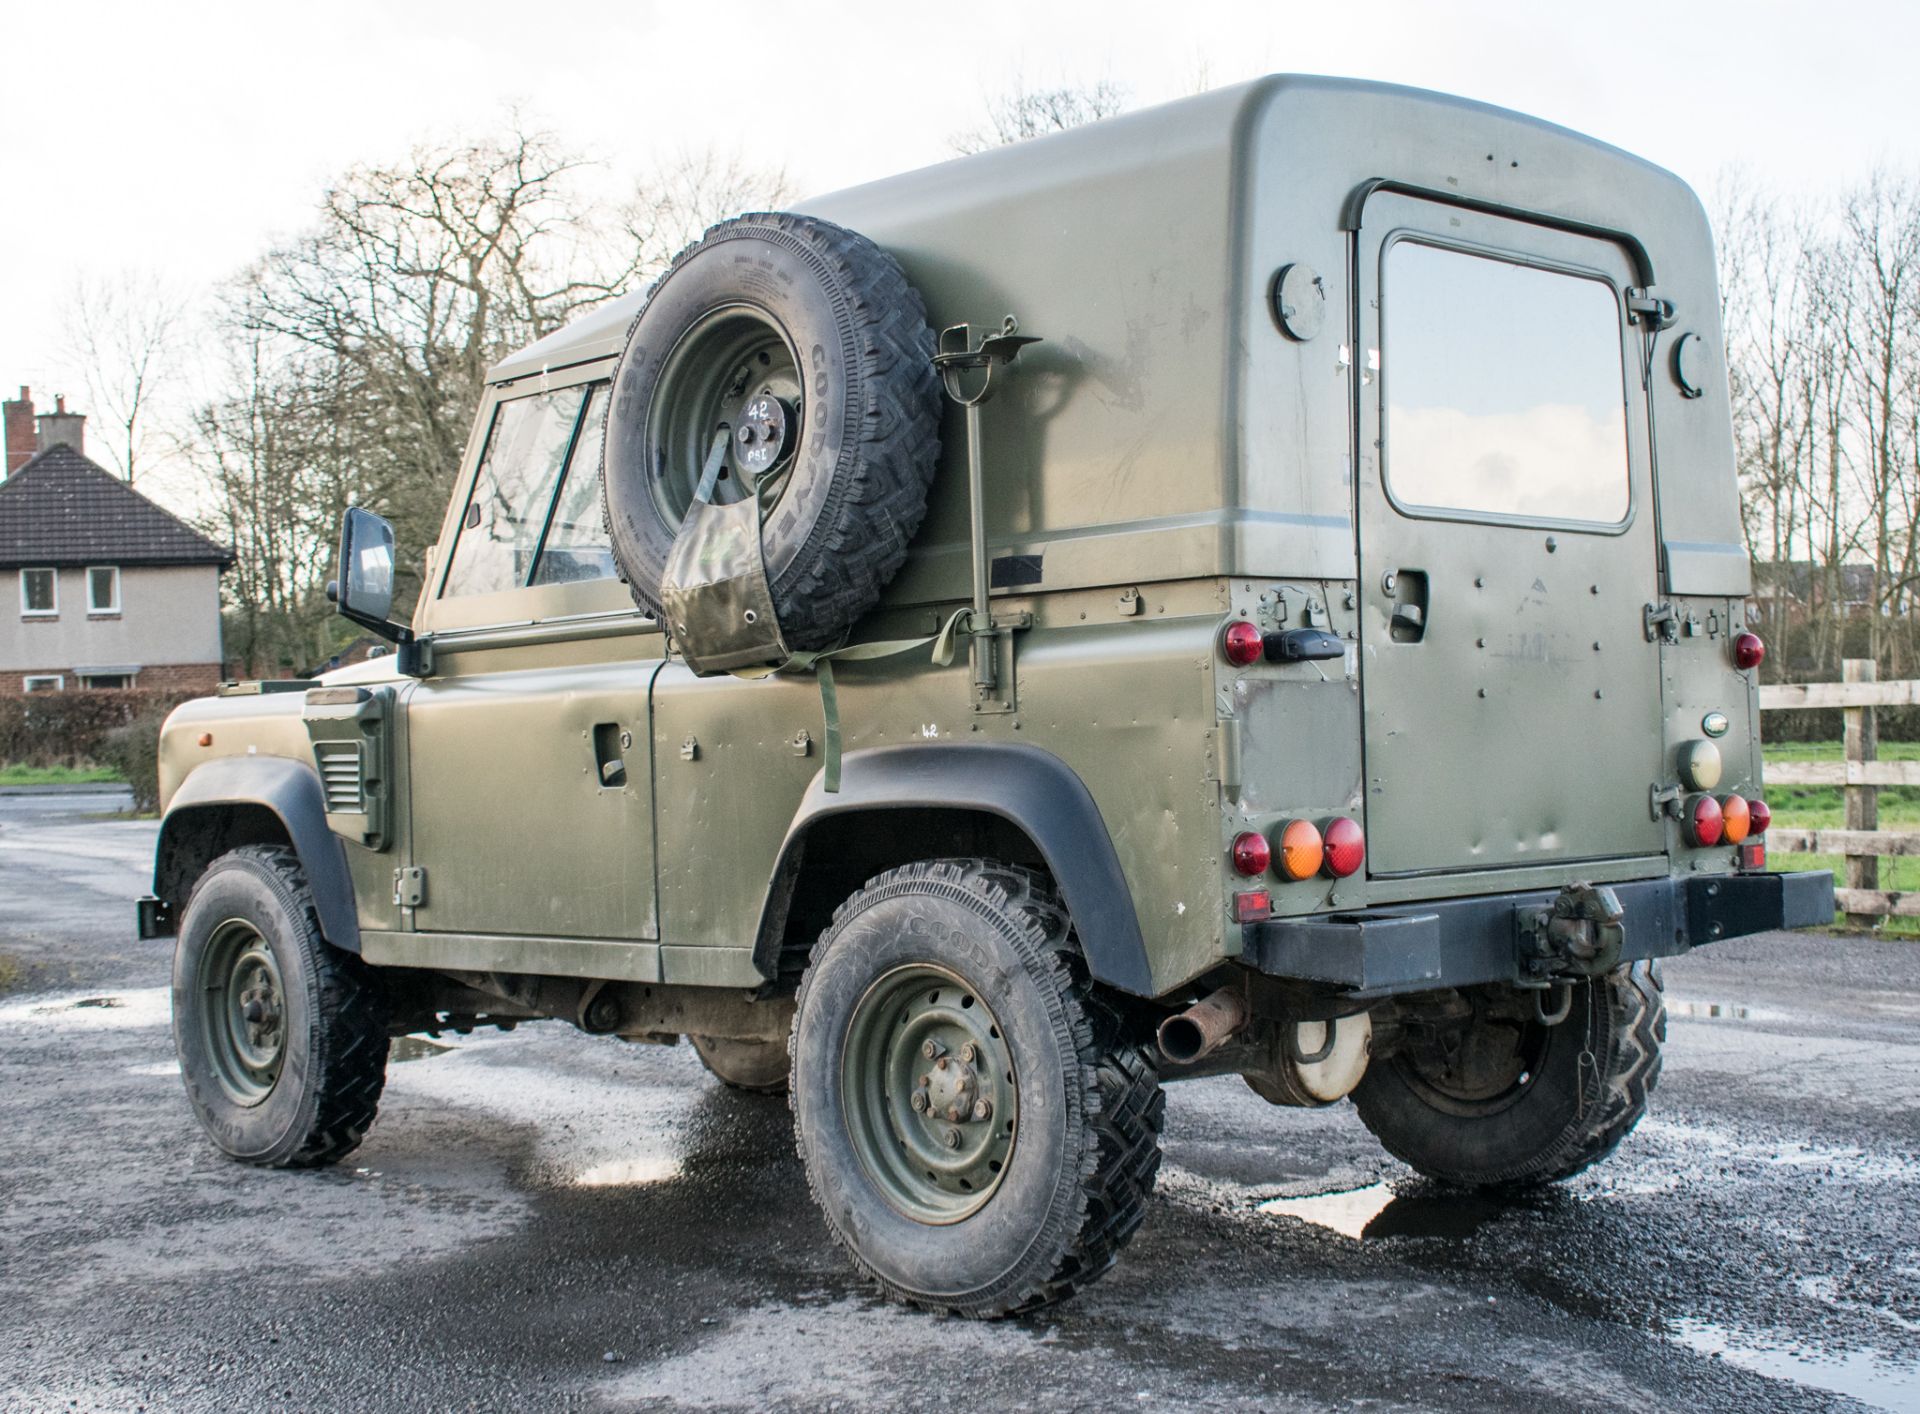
143;76;1832;1311
151;75;1824;994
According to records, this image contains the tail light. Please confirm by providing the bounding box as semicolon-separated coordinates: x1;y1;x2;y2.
1321;816;1365;878
1747;798;1771;836
1232;889;1272;923
1686;794;1724;848
1719;794;1751;845
1732;631;1765;671
1221;620;1263;666
1276;819;1324;880
1230;830;1271;877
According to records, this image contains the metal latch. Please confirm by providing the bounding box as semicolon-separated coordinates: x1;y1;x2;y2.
393;867;426;908
1643;602;1680;643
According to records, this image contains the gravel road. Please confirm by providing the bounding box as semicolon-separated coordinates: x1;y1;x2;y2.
1;791;1915;1412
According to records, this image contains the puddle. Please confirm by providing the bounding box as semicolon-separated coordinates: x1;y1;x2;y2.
1668;998;1789;1022
390;1036;456;1063
1258;1183;1507;1241
574;1156;683;1187
1668;1318;1920;1412
0;987;171;1030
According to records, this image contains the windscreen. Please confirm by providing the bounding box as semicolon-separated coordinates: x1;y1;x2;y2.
1383;240;1630;526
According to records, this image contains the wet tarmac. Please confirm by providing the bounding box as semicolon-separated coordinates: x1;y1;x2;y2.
1;791;1916;1411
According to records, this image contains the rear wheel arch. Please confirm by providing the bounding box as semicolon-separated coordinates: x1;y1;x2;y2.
752;745;1153;996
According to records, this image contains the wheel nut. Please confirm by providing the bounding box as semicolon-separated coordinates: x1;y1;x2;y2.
960;1042;978;1064
946;1105;961;1122
910;1090;928;1114
922;1039;945;1060
935;1057;948;1071
943;1128;962;1149
972;1099;993;1122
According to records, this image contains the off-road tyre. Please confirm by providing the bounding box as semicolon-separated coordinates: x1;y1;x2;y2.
602;212;941;652
689;1035;789;1095
790;860;1164;1318
1353;961;1664;1189
172;845;389;1168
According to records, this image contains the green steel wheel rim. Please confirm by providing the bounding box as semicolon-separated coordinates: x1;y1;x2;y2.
648;303;805;530
197;918;287;1108
840;963;1019;1224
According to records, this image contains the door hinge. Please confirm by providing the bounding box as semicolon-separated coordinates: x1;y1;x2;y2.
1625;288;1677;330
393;866;426;908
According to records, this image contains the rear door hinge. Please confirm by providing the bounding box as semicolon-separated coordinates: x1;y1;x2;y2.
1643;601;1680;643
393;866;426;909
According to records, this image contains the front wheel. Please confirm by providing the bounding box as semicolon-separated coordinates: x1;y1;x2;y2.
1353;961;1665;1189
790;860;1163;1317
172;845;389;1168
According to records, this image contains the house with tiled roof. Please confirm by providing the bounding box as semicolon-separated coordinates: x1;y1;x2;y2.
1;388;230;694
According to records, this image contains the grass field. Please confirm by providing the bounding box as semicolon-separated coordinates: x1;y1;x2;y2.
0;764;124;787
1765;739;1920;933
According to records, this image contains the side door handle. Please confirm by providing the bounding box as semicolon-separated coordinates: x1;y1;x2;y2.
1383;569;1430;644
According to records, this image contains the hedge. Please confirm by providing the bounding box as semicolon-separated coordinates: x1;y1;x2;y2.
0;690;197;771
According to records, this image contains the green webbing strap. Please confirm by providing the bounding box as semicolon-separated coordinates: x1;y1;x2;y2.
732;608;972;792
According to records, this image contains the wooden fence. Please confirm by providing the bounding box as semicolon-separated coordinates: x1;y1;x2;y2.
1761;658;1918;926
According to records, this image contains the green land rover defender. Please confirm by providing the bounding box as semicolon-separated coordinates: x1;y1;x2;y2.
143;75;1834;1316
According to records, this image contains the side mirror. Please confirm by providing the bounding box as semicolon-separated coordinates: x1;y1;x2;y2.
335;508;396;624
326;508;424;673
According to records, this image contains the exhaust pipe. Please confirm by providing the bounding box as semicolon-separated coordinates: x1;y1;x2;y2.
1156;985;1250;1065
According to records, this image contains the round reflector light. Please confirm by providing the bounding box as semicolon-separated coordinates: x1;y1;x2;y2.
1321;816;1365;878
1222;620;1263;667
1719;793;1751;845
1747;798;1771;837
1230;830;1271;877
1732;631;1765;671
1276;819;1324;880
1687;794;1724;848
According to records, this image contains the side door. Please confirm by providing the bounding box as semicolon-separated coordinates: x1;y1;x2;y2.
1355;194;1667;880
405;371;665;943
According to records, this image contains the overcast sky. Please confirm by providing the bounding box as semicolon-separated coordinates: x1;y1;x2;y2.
4;0;1916;507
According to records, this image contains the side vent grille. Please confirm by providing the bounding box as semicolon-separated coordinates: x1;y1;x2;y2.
315;741;364;813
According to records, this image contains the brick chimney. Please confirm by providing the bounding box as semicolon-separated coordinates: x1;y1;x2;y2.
3;386;33;475
36;393;85;456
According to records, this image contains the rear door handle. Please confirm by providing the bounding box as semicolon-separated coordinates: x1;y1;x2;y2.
1385;569;1429;643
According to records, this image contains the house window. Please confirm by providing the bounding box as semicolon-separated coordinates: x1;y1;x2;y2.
22;675;63;693
87;566;120;614
20;568;56;616
79;673;133;689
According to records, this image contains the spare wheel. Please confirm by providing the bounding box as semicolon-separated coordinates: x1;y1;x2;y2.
602;212;942;653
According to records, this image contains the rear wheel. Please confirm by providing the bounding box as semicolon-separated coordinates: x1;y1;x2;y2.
1353;962;1664;1188
690;1035;788;1095
790;860;1163;1317
172;845;389;1168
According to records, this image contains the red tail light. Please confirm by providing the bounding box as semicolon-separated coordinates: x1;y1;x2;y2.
1686;794;1724;848
1230;830;1271;876
1747;798;1771;836
1720;794;1751;844
1221;620;1263;667
1321;816;1365;878
1732;631;1765;670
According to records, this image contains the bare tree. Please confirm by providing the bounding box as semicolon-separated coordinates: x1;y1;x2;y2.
191;117;786;672
59;270;189;481
950;78;1131;155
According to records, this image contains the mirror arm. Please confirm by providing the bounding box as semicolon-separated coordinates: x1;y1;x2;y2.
325;580;427;677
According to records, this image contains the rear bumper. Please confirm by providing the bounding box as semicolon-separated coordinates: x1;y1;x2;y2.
1244;869;1835;998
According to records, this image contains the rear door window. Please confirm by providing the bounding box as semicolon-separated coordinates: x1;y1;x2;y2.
1383;240;1631;526
528;385;616;587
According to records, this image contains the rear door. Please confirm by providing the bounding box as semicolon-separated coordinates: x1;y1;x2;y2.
1356;194;1665;879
